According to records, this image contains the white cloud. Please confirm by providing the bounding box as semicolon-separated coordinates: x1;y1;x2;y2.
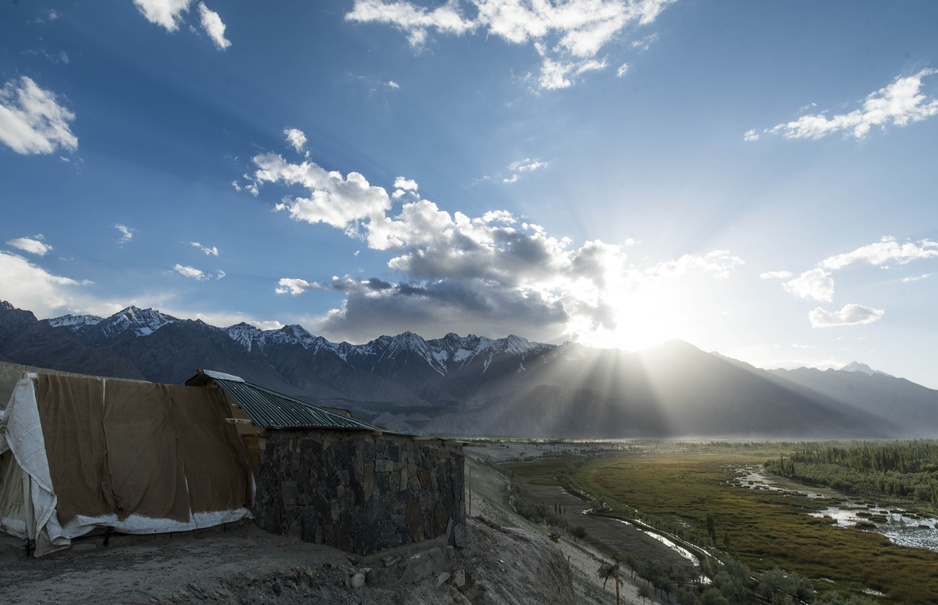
782;268;834;302
508;158;547;173
0;251;88;318
394;176;419;191
0;77;78;155
809;304;885;328
742;129;759;142
645;250;745;280
821;236;938;270
388;80;400;89
115;224;135;245
902;273;933;283
197;2;231;49
616;63;629;78
254;135;745;344
252;152;392;230
132;0;192;31
630;32;658;51
284;127;307;152
538;57;608;90
275;278;316;295
504;157;548;183
759;270;792;280
6;236;53;257
190;241;219;256
755;69;938;140
346;0;675;90
173;264;207;280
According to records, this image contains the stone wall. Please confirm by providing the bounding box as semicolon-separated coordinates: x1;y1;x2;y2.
253;430;466;556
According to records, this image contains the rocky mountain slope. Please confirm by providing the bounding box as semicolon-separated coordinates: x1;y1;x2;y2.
1;301;936;438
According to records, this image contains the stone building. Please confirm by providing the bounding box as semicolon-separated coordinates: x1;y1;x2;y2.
186;369;466;556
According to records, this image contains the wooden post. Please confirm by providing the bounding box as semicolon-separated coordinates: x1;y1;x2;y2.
468;465;472;517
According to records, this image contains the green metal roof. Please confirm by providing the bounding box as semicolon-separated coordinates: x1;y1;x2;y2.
193;370;381;431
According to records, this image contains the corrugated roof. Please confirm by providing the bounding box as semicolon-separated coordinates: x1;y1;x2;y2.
203;373;381;431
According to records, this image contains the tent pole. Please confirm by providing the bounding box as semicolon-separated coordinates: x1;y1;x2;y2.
22;471;33;556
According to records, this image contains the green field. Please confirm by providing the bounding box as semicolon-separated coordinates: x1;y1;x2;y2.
572;450;938;604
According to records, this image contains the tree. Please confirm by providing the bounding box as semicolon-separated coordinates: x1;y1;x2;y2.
637;582;653;605
706;513;717;543
598;560;622;605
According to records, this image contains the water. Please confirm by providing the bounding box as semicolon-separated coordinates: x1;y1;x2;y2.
612;518;700;566
734;465;938;553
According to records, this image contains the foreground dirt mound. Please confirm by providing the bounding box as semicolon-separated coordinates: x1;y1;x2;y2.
3;517;576;605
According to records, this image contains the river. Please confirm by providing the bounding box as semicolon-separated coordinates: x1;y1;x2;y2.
734;465;938;553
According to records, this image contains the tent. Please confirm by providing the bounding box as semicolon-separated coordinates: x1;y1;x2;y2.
0;372;254;556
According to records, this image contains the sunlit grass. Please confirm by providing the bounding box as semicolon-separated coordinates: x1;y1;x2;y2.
574;453;938;604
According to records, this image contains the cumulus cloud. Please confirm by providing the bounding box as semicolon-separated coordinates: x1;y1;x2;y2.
6;236;53;257
251;132;745;343
198;2;231;49
821;236;938;269
132;0;192;31
275;278;315;296
809;304;885;328
616;63;629;78
252;152;393;230
752;69;938;141
782;268;834;302
346;0;675;89
115;224;135;245
190;241;219;256
133;0;231;50
284;128;307;152
0;251;89;318
0;77;78;155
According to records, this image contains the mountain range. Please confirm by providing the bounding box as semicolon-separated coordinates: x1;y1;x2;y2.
1;300;936;439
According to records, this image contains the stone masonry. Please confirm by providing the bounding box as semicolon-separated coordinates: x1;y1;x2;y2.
253;430;466;556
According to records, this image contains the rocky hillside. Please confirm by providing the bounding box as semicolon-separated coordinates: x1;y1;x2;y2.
2;301;937;438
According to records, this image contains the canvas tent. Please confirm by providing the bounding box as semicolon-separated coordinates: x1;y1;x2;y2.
0;372;254;556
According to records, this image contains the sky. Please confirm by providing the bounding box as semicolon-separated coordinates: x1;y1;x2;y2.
1;1;937;389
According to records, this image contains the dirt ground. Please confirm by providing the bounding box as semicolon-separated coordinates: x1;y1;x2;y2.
3;441;652;605
3;514;581;605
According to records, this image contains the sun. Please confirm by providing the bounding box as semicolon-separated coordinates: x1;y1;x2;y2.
569;276;694;352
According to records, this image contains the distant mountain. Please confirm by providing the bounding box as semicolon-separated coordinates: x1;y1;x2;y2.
1;300;936;438
839;361;892;377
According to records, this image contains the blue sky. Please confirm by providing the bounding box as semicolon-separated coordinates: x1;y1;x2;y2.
2;1;937;388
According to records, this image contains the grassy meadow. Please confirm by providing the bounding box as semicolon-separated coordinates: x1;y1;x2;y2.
570;447;938;604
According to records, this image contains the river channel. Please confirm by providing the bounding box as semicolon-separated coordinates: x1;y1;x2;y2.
734;465;938;553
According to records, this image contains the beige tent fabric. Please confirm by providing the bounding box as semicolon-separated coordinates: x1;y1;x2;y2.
103;380;190;522
34;375;252;527
36;374;112;524
171;386;252;513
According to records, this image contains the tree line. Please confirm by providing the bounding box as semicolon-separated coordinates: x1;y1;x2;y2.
766;440;938;507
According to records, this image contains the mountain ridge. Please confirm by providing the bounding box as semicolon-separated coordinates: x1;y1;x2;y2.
2;301;936;438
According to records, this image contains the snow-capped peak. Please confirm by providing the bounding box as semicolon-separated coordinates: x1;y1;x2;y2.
46;313;104;331
267;324;322;349
225;323;266;352
97;306;178;338
839;361;892;378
